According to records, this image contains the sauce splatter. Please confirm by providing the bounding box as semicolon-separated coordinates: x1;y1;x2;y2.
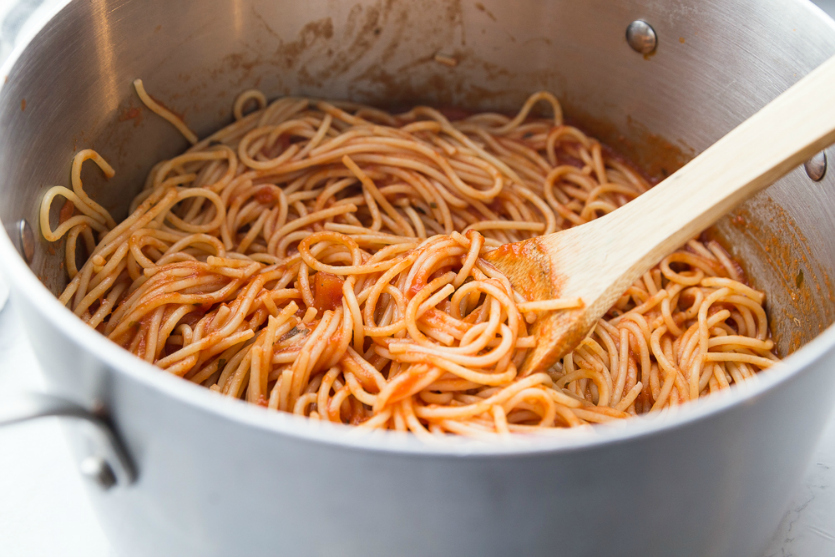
119;106;143;126
58;199;76;224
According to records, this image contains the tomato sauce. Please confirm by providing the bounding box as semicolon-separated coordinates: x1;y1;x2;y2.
59;199;76;224
254;187;276;205
313;272;344;312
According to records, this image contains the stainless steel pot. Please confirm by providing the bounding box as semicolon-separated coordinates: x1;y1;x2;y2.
1;1;835;555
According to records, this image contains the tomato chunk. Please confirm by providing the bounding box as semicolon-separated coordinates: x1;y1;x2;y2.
313;272;344;312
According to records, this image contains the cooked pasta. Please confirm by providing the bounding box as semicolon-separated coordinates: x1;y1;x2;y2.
38;84;778;438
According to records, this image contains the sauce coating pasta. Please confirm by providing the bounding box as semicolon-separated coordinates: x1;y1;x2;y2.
40;85;778;437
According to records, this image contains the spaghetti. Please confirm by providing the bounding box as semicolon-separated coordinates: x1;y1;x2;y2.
39;85;778;437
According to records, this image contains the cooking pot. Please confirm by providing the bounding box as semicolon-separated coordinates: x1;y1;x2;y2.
2;0;835;555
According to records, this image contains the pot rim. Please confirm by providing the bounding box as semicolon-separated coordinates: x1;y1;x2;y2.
2;0;834;458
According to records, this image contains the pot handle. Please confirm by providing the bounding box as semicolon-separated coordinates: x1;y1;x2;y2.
0;392;136;489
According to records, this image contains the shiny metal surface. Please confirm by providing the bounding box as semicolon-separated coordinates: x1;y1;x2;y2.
626;19;658;54
1;0;835;555
805;150;828;181
0;392;135;487
15;218;33;264
79;456;117;490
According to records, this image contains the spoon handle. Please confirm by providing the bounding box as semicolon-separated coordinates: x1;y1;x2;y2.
589;53;835;284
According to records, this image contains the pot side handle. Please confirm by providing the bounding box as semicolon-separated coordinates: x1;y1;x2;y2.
0;392;136;489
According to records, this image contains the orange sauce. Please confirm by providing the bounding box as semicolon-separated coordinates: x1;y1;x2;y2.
313;272;344;312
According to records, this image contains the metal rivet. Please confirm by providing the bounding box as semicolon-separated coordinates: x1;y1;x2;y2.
80;456;117;490
17;219;34;264
626;20;658;55
804;151;827;182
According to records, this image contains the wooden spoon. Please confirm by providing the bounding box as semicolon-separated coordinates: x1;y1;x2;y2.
485;53;835;374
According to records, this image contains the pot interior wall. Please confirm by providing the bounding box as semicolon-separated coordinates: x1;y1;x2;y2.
1;0;834;356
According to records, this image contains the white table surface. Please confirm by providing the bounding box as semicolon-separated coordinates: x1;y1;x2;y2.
2;1;835;555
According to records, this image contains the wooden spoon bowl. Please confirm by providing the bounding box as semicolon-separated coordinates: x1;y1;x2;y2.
486;53;835;374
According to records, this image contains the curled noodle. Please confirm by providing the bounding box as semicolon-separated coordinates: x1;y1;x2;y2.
38;87;778;437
